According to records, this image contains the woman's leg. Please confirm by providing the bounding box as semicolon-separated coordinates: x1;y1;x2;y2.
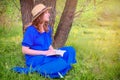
25;55;45;67
59;46;77;65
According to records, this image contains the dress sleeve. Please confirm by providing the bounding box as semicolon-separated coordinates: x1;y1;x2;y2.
22;26;35;47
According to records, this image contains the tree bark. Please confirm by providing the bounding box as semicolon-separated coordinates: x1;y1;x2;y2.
35;0;56;27
53;0;78;48
20;0;78;49
20;0;34;31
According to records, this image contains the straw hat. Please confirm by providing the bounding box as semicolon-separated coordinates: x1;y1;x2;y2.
31;4;51;21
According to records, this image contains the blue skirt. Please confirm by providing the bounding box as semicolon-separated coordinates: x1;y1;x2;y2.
12;46;76;78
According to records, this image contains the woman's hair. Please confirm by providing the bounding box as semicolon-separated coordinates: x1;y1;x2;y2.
32;11;49;32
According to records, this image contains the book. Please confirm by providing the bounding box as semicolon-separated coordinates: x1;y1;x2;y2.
48;49;66;57
54;49;66;57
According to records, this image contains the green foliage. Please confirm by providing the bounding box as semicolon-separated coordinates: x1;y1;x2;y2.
0;0;120;80
66;26;120;80
0;23;120;80
0;0;21;27
0;0;7;15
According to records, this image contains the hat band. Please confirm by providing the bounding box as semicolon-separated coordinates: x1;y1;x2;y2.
33;7;47;20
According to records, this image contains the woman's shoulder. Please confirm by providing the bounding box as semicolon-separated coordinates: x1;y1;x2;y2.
25;25;37;33
26;25;36;30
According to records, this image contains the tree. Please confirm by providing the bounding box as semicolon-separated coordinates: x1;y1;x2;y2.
20;0;34;31
20;0;78;48
53;0;78;48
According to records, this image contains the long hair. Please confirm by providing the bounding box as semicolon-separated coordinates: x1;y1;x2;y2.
32;11;49;32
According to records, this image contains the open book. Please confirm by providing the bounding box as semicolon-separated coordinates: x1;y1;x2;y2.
48;49;66;57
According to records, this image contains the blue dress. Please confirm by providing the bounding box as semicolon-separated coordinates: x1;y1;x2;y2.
12;25;76;78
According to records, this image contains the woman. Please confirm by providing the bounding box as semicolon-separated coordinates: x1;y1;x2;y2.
12;4;76;78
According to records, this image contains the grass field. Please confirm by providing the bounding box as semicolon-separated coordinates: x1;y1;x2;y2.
0;0;120;80
0;24;119;80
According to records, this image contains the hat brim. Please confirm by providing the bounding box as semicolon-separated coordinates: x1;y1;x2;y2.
32;7;52;22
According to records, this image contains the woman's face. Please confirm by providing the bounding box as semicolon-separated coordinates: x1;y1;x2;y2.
43;10;50;22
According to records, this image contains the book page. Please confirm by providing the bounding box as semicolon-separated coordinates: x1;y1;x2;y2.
47;49;66;57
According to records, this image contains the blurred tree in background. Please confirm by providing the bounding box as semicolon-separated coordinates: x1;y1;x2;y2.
0;0;119;48
20;0;78;48
0;0;20;27
0;0;120;79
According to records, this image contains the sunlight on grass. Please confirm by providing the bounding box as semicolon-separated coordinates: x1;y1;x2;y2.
0;0;120;80
66;25;120;79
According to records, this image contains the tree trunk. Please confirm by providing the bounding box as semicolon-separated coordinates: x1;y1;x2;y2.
53;0;78;48
20;0;34;31
20;0;78;48
35;0;56;27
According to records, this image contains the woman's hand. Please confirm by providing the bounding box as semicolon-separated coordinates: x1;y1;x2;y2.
22;46;57;56
45;49;56;56
22;46;55;56
49;45;54;50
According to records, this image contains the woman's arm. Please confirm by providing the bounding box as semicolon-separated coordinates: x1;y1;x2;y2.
49;45;54;50
22;46;55;56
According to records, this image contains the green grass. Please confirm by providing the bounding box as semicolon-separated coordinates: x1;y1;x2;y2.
66;26;120;80
0;0;120;80
0;24;120;80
